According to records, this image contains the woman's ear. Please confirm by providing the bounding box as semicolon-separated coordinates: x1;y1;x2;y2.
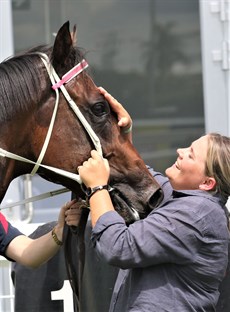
199;177;216;191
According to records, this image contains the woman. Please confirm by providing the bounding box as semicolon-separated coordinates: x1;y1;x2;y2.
1;199;79;268
77;87;230;312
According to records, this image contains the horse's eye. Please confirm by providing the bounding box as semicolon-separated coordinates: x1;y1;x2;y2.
92;102;109;116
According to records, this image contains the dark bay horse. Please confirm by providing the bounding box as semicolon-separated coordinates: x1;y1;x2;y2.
0;21;163;222
0;21;163;310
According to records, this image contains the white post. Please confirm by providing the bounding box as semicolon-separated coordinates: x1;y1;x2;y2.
0;0;14;62
199;0;230;210
199;0;230;135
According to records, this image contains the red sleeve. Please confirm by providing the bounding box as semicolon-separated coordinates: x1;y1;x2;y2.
0;212;22;257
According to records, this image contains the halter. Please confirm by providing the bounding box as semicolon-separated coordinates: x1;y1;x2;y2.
0;52;103;185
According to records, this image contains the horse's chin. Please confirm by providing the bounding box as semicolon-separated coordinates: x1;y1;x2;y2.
109;188;143;224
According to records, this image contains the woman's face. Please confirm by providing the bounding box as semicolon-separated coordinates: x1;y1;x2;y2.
165;135;209;190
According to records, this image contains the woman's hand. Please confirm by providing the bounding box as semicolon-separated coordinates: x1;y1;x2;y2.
98;87;133;133
78;150;114;227
55;199;83;241
57;199;80;227
78;150;110;188
64;200;84;226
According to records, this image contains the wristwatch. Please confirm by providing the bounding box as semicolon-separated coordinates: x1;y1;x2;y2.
85;184;111;199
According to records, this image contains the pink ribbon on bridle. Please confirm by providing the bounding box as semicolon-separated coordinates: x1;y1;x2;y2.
52;59;89;90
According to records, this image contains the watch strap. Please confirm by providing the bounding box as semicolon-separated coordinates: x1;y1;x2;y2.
87;184;110;199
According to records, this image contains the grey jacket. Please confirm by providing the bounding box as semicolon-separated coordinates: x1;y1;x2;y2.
92;170;229;312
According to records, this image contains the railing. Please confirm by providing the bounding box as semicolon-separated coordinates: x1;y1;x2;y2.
0;256;14;312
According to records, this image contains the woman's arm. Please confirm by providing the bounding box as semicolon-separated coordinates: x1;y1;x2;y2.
5;199;81;268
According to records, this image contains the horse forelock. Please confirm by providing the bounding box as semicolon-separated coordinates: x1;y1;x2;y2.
0;47;50;122
0;43;89;123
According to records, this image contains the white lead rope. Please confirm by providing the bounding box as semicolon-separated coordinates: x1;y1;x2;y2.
0;146;80;210
0;148;82;184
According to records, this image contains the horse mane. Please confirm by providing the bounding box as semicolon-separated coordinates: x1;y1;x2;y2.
0;44;87;122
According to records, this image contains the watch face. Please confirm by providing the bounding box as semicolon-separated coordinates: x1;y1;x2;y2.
81;184;112;199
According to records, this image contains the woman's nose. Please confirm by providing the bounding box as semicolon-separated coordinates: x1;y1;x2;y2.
177;148;184;158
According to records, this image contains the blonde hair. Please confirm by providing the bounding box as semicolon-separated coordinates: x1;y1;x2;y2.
205;133;230;202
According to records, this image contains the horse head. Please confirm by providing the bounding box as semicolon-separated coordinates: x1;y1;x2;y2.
0;21;163;224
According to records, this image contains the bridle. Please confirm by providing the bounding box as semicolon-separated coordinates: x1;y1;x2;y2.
0;52;102;186
0;53;141;227
0;52;108;212
0;53;139;224
32;53;103;175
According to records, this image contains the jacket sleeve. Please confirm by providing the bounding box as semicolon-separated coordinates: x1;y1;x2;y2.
0;213;23;257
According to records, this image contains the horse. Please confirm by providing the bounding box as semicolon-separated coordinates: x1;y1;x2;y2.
0;21;163;309
0;20;163;223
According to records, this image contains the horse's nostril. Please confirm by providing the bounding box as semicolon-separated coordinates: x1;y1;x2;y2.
148;189;164;210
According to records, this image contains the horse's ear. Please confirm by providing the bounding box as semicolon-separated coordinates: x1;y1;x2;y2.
52;21;73;67
71;24;77;47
